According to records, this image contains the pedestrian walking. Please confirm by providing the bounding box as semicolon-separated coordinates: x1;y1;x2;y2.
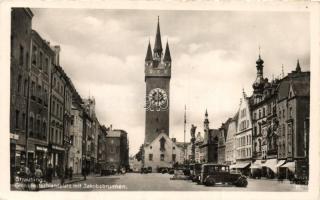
69;167;73;180
34;165;43;191
46;164;53;183
60;167;65;185
82;167;87;180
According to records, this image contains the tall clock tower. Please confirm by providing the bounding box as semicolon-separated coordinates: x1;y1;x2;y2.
144;17;171;144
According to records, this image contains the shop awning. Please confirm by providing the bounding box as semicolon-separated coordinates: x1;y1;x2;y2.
280;161;295;172
250;160;262;169
276;160;286;168
230;162;250;169
262;159;277;172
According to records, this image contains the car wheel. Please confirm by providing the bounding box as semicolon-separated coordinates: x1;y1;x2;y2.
235;177;248;187
205;177;215;186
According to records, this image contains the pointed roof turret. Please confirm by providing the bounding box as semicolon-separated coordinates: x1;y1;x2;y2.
145;40;153;61
153;16;163;54
204;109;209;125
296;59;301;72
163;40;171;62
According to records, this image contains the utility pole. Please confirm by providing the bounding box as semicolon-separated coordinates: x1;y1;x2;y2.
184;105;186;164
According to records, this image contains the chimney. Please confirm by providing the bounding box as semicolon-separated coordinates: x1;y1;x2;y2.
110;124;113;130
53;45;61;66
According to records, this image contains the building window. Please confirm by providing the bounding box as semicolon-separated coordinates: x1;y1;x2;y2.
149;154;153;161
32;45;37;65
44;57;49;74
29;115;34;136
259;110;261;119
17;75;22;94
15;110;20;129
150;146;152;149
19;45;24;66
37;85;42;101
172;154;176;162
24;79;28;97
42;121;47;139
26;52;29;69
289;107;293;119
22;113;26;130
36;118;41;137
160;137;166;151
279;111;281;119
160;154;164;161
39;51;43;70
31;81;35;98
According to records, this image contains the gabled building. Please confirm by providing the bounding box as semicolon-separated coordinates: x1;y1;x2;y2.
249;54;279;178
225;113;238;165
217;118;231;164
105;129;129;171
143;132;184;172
276;61;310;180
194;132;204;163
200;110;219;163
233;90;253;176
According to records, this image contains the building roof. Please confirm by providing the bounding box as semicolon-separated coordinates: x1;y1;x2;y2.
277;72;310;101
291;80;310;97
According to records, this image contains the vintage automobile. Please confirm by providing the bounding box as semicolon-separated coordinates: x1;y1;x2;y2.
199;164;248;187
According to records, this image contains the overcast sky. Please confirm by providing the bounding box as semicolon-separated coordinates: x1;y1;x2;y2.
31;8;309;155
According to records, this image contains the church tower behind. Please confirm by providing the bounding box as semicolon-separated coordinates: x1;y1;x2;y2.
144;17;171;144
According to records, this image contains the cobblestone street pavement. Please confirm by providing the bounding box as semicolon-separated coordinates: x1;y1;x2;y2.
42;173;308;191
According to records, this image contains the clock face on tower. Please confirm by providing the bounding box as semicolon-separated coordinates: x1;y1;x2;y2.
146;88;168;111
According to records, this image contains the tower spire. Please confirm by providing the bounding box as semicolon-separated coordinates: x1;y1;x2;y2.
145;40;153;61
163;40;171;62
296;59;301;72
153;16;163;59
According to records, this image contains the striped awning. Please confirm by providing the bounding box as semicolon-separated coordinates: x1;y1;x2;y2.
280;161;295;172
262;159;277;172
230;162;250;169
250;160;262;169
276;160;286;168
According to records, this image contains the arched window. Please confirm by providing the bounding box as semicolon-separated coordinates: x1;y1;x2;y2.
160;137;166;151
24;79;28;97
17;75;22;94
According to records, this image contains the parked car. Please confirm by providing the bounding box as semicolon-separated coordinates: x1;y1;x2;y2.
199;164;248;187
161;168;168;174
141;167;148;174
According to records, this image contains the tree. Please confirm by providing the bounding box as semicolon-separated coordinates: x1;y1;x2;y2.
135;144;144;161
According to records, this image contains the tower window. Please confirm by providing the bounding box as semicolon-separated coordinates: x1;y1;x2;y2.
149;154;153;161
160;154;164;161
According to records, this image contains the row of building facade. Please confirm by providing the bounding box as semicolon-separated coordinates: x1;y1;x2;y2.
10;8;129;183
187;55;309;180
